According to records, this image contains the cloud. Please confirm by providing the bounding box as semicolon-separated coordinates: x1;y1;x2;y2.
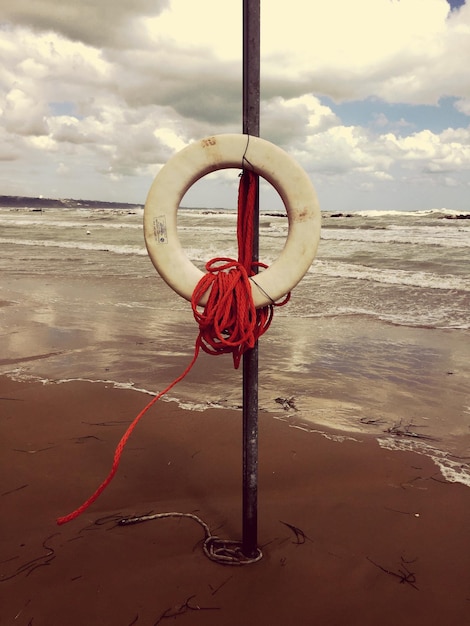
455;98;470;114
108;46;242;126
45;102;186;177
0;0;469;209
260;0;470;105
0;0;170;47
261;95;340;148
2;87;49;135
385;127;470;172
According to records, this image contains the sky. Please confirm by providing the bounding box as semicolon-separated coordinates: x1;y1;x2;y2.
0;0;469;212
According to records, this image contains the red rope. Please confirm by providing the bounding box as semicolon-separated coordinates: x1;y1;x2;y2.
56;345;200;525
56;169;286;525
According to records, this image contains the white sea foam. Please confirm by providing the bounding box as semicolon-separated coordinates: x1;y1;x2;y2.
0;237;147;256
310;259;470;292
321;226;470;248
179;209;236;219
0;217;141;230
306;305;470;330
4;370;159;396
4;373;469;489
273;415;361;442
3;371;237;414
377;436;470;488
114;301;155;309
183;245;240;264
353;208;469;218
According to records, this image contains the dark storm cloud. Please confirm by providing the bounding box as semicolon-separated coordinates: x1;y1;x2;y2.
0;0;169;47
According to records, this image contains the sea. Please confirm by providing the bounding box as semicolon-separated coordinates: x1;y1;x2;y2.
1;202;469;486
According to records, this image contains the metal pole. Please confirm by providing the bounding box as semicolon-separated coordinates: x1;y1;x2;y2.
242;0;260;559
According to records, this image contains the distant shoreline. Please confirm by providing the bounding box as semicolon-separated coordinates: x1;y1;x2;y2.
0;195;144;210
1;195;468;217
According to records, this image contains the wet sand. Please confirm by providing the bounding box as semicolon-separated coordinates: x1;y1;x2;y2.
1;374;469;625
2;272;470;461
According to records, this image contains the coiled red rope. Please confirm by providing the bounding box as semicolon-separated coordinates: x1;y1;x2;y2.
56;170;288;525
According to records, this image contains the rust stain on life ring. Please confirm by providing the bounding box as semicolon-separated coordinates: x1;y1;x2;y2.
201;137;217;148
294;207;312;222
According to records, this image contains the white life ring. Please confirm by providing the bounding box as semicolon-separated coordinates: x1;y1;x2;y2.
144;134;321;308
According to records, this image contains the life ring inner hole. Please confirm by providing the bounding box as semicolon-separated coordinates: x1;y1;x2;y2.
178;168;288;273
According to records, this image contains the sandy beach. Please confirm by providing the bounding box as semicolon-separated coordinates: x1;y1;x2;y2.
1;205;469;624
1;374;469;626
